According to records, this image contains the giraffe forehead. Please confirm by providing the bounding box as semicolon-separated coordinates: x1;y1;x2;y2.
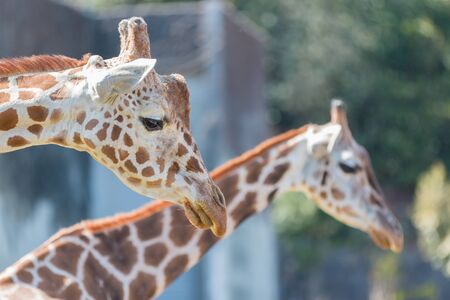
160;74;190;129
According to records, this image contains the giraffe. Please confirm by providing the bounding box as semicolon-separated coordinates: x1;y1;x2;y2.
0;17;227;236
0;100;403;300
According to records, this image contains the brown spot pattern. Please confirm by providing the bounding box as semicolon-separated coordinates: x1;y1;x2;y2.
157;157;165;172
51;242;83;276
246;160;265;183
17;74;57;90
144;243;168;266
218;174;239;206
0;77;8;89
321;171;328;186
61;283;82;299
28;124;43;137
50;109;63;122
16;268;33;284
37;267;65;296
84;253;124;300
142;166;155;177
177;143;188;156
135;147;149;164
0;92;9;103
76;111;86;125
165;255;189;286
85;119;99;130
268;188;279;203
96;123;109;141
231;191;257;224
169;208;195;246
84;138;95;149
370;194;383;208
129;272;157;300
135;212;163;241
18;91;35;100
166;162;180;186
118;149;129;161
331;187;345;200
125;160;138;173
49;133;66;145
183;132;192;145
0;108;18;131
111;125;122;141
124;133;133;147
198;230;219;257
264;163;290;184
94;226;138;274
73;132;82;144
27;106;48;122
146;179;162;188
128;177;141;185
186;156;203;173
341;206;359;218
101;145;118;164
7;136;29;147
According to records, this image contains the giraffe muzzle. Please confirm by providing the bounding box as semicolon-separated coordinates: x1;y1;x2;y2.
182;185;227;237
368;216;404;253
183;199;227;237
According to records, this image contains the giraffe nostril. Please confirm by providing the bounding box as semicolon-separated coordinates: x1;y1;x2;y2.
214;187;226;208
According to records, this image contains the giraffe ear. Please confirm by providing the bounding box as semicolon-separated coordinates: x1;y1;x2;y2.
89;58;156;103
307;124;342;159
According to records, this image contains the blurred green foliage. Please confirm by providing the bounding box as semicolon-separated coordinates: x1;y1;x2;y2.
272;191;373;267
84;0;450;188
412;162;450;276
231;0;450;187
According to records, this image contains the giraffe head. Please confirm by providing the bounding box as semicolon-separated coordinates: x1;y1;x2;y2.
296;100;403;252
64;19;226;236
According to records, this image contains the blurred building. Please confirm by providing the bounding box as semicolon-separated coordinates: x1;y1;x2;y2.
0;0;276;300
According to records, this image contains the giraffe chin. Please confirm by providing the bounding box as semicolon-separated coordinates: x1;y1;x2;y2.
183;200;226;237
368;227;403;253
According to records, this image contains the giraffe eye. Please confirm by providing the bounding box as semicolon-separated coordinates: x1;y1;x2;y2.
140;117;163;131
339;162;361;174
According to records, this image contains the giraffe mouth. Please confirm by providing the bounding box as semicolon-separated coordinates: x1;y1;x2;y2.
368;227;404;253
182;200;226;237
183;201;212;229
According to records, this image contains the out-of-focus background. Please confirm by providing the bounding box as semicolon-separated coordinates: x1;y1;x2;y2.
1;0;450;299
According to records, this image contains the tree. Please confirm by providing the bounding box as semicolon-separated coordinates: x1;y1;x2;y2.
412;162;450;276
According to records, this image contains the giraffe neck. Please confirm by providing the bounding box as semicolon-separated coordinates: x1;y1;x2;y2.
215;128;309;234
0;126;312;300
0;70;89;152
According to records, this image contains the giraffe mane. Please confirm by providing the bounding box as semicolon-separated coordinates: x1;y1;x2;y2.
43;201;173;246
42;124;311;244
0;54;91;77
210;124;310;180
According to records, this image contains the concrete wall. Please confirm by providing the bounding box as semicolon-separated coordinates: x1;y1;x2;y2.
201;4;278;300
0;0;94;58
